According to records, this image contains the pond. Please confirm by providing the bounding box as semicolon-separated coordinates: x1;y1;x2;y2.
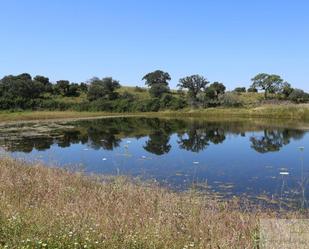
0;117;309;209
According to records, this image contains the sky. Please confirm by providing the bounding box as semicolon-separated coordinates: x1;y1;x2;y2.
1;0;309;91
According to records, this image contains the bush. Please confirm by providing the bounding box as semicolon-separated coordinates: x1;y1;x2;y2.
247;87;258;93
134;86;146;92
219;93;243;107
233;87;246;93
149;84;170;98
288;89;309;103
160;94;187;110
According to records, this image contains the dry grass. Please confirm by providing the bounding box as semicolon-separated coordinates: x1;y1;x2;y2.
0;111;112;123
160;104;309;121
0;157;307;248
1;103;309;125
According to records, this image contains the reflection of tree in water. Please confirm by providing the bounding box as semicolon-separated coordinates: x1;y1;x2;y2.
5;137;54;153
1;118;306;155
178;123;226;152
250;129;305;153
143;131;171;155
178;129;210;152
87;127;121;150
57;130;84;148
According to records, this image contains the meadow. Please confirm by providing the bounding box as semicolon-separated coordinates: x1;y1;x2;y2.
0;157;307;249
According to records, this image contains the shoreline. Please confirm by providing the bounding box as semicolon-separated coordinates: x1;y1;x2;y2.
0;156;306;248
1;104;309;125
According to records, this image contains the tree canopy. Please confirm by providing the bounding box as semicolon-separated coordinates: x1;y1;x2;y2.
87;77;121;101
178;75;209;104
250;73;286;99
142;70;171;87
142;70;171;98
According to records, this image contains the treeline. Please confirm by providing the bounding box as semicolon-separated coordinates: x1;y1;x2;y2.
0;71;308;112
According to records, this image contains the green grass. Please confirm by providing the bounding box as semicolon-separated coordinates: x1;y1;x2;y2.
0;157;306;248
159;104;309;121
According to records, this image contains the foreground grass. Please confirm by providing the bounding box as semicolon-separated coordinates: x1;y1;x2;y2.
0;158;307;248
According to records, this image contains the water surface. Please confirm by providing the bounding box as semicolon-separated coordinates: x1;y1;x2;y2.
1;117;308;208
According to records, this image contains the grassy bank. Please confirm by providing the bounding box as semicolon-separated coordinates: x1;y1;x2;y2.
1;104;309;124
0;111;114;123
0;157;306;248
161;104;309;121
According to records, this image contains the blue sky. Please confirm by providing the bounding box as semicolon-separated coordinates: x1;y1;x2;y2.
1;0;308;90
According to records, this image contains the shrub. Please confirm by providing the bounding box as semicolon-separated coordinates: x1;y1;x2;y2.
233;87;246;93
288;89;309;103
219;92;243;107
247;87;258;93
134;86;146;92
149;83;170;98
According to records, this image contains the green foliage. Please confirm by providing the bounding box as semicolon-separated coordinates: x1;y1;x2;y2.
247;87;258;93
79;82;88;93
288;89;309;103
142;70;171;87
282;83;294;98
134;86;146;92
54;80;70;96
0;72;307;112
233;87;246;93
148;83;170;98
251;73;286;99
142;70;171;98
87;77;121;101
203;82;226;102
178;75;209;104
0;73;44;99
219;92;243;107
34;75;53;93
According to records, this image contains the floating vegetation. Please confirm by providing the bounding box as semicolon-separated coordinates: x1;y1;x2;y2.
218;184;234;189
279;172;289;175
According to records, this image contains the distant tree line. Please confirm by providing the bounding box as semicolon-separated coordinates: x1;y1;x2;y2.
0;71;308;111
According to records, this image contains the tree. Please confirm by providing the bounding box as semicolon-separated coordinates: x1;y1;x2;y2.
54;80;70;96
142;70;171;98
281;83;293;98
247;87;258;93
288;89;309;103
66;83;80;97
79;83;88;93
178;75;209;105
148;83;169;98
34;75;53;93
0;73;44;99
205;82;226;100
250;73;285;99
142;70;171;87
233;87;246;93
87;77;120;101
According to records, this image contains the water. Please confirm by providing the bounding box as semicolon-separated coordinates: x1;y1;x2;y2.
1;117;309;208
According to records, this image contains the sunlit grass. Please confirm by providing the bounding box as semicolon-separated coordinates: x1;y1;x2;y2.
0;157;307;248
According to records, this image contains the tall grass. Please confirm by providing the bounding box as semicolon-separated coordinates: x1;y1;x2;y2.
160;104;309;121
0;157;306;248
1;104;309;124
